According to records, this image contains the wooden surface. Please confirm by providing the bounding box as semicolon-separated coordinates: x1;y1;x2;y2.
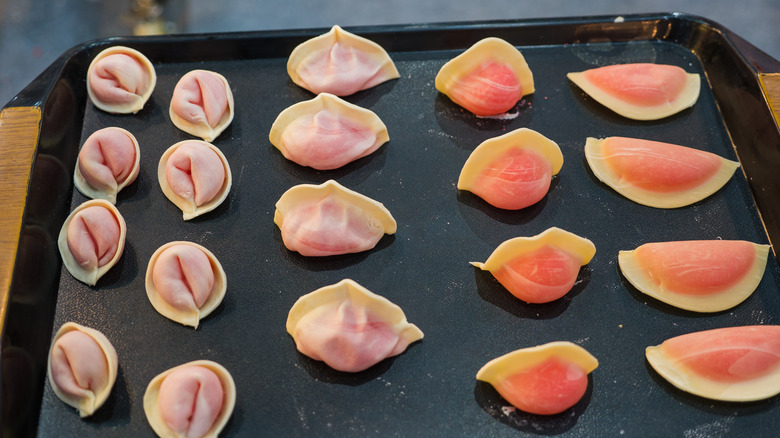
761;73;780;129
0;106;41;326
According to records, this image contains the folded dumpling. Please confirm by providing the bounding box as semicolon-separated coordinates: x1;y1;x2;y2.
74;127;140;203
87;46;156;114
170;69;234;142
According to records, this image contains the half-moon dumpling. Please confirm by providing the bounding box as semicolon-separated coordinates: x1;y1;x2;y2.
287;25;399;96
646;325;780;402
144;360;236;438
458;128;563;210
585;137;739;208
57;199;126;286
170;69;235;142
619;240;770;312
567;63;700;120
87;45;156;114
471;227;596;304
286;279;423;372
158;140;232;220
274;180;397;257
74;127;140;203
477;341;598;415
435;37;534;116
269;93;389;170
145;241;227;328
47;322;118;417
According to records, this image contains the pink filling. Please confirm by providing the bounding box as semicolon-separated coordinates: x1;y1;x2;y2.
171;71;230;128
152;245;215;312
471;148;553;210
298;41;385;95
66;205;121;270
49;330;109;400
495;357;588;415
89;53;149;105
157;366;224;438
582;63;687;107
78;128;137;191
165;142;226;207
448;61;522;116
493;245;582;304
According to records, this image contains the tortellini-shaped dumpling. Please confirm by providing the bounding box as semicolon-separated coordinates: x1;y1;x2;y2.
274;180;397;257
74;127;140;203
269;93;389;170
58;199;126;286
87;45;156;114
170;69;235;142
287;25;400;96
286;279;423;372
47;322;118;417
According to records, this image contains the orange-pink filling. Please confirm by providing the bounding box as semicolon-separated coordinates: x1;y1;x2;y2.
89;53;149;105
152;245;215;311
78;128;137;190
582;63;687;107
157;366;224;437
66;206;121;269
166;142;226;207
298;42;385;96
471;148;553;210
448;61;522;116
493;245;582;303
171;71;229;128
494;357;588;415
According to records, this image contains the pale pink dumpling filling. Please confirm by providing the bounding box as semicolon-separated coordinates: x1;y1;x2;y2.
78;128;138;191
152;244;215;312
170;71;230;128
165;141;226;207
66;205;121;270
157;366;224;438
298;42;386;96
49;331;109;401
88;53;150;106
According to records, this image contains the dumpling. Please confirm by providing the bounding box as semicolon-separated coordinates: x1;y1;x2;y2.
585;136;739;208
619;240;770;312
158;140;232;220
87;45;156;114
145;241;227;328
435;37;534;116
144;360;236;438
458;128;563;210
646;325;780;402
269;93;389;170
47;322;118;417
286;279;423;372
57;199;126;286
74;127;140;203
471;227;596;304
170;69;234;142
567;63;700;120
274;180;396;257
477;341;598;415
287;25;399;96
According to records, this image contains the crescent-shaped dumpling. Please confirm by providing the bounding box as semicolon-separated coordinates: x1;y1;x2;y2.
170;69;235;142
269;93;389;170
286;279;423;372
287;25;399;96
87;46;156;114
274;180;397;257
585;136;739;208
74;127;140;203
567;63;700;120
471;227;596;304
435;37;534;116
458;128;563;210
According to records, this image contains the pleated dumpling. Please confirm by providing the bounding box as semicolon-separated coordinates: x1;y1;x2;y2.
646;325;780;402
477;341;598;415
585;137;739;208
471;227;595;304
74;127;140;203
170;69;234;142
458;128;563;210
435;37;534;116
274;180;396;257
269;93;389;170
287;25;399;96
619;240;770;312
87;46;156;114
567;63;700;120
286;279;423;372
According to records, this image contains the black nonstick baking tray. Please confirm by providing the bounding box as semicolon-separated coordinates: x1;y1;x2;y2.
3;12;780;437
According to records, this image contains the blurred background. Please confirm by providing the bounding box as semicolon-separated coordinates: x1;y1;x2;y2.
1;0;779;106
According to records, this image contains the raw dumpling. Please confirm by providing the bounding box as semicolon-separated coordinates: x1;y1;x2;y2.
287;25;399;96
585;136;739;208
74;127;140;203
567;63;700;120
274;180;396;256
87;45;156;114
47;322;118;417
269;93;389;170
158;140;232;220
170;69;234;142
145;241;227;328
619;240;770;312
144;360;236;438
435;37;534;116
57;199;126;286
458;128;563;210
286;278;423;372
477;341;598;415
471;227;596;304
646;325;780;402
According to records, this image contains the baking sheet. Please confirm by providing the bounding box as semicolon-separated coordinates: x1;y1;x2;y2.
4;15;780;437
